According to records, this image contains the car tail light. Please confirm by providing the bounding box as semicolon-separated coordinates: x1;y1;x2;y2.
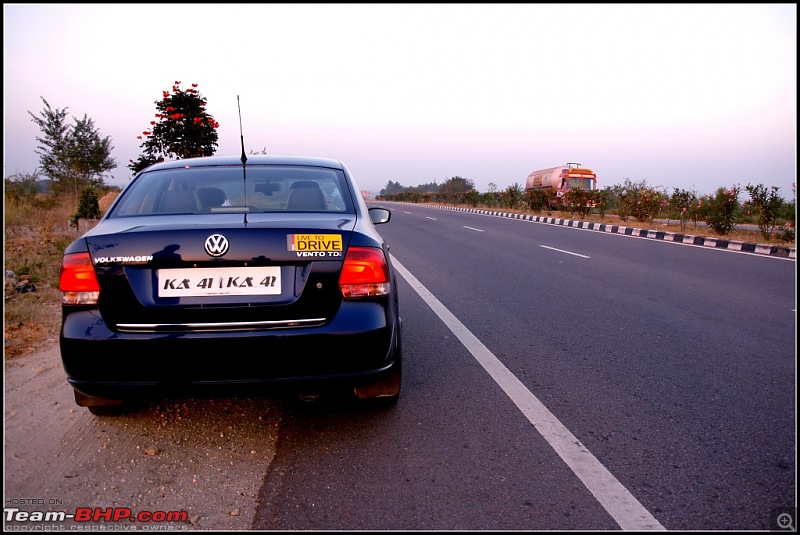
60;252;100;305
339;246;391;298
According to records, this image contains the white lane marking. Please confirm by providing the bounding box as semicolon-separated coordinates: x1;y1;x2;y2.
426;216;438;221
403;211;413;214
540;245;591;258
390;254;665;531
463;226;484;232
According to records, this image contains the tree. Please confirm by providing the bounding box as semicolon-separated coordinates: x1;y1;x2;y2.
28;98;69;185
415;181;439;193
380;180;407;196
28;97;116;197
64;115;116;195
438;176;474;196
128;81;220;174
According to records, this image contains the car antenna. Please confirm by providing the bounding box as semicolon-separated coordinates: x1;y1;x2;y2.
237;95;248;224
237;95;247;165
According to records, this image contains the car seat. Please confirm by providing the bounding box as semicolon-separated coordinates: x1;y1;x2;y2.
196;187;227;210
286;181;326;211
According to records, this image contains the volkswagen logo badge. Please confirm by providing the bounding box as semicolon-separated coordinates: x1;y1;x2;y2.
205;234;229;257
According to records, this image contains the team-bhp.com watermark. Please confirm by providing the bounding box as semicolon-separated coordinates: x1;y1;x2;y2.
4;502;189;531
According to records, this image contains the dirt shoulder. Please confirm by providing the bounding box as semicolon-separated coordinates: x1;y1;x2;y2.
4;343;283;530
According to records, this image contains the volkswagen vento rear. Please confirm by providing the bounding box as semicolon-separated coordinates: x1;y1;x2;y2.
59;155;402;414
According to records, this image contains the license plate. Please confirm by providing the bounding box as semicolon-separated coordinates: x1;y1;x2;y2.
158;267;281;297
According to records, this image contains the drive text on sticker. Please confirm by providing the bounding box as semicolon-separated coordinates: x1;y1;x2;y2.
287;234;343;257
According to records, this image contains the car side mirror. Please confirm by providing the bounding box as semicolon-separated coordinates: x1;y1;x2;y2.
368;207;391;225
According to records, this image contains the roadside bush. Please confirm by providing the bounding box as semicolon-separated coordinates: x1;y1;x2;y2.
502;183;526;210
670;188;698;232
525;189;553;213
777;183;796;243
562;188;592;218
778;221;795;243
69;186;101;228
612;179;667;222
590;188;611;219
480;191;500;208
744;183;784;240
704;185;741;236
465;190;480;208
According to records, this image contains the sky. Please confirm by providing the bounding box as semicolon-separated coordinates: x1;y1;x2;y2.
3;3;797;199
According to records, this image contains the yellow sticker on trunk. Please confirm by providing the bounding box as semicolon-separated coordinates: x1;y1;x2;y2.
287;234;343;252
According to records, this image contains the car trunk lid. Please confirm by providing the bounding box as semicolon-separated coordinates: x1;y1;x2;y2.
83;214;356;332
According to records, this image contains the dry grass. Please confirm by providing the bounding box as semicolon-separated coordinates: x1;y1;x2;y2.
4;286;62;359
3;193;115;359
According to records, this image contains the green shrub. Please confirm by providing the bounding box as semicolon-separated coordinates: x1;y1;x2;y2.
69;187;101;228
705;185;741;236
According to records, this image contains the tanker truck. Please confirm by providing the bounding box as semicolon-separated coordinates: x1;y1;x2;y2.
524;162;597;207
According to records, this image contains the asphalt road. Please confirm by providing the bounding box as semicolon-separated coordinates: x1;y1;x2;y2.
4;202;795;531
254;203;796;530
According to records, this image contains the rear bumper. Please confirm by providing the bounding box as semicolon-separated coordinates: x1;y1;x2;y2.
60;300;400;400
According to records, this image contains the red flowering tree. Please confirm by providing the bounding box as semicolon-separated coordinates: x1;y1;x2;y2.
128;81;220;174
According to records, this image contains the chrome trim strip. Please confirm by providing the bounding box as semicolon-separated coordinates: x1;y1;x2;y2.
115;317;327;332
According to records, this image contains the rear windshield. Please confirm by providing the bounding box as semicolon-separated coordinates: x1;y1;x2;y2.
109;165;355;217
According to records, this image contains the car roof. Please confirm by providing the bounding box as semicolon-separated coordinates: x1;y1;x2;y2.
143;155;346;172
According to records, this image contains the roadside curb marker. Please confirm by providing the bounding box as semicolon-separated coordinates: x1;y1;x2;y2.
410;203;796;259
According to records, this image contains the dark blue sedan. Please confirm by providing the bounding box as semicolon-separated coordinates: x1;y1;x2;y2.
59;155;402;415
